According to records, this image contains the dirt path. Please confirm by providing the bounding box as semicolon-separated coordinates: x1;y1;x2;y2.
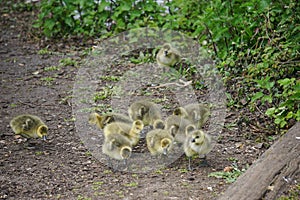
0;3;272;200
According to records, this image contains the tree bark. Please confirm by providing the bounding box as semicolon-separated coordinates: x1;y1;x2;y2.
218;122;300;200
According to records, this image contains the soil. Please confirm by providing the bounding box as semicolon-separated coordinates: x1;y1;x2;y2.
0;2;289;200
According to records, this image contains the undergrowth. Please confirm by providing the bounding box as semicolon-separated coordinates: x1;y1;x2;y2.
31;0;299;132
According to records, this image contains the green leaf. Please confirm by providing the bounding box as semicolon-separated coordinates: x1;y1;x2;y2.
286;111;294;119
262;95;272;103
278;78;295;87
44;19;56;30
120;2;131;11
65;17;73;27
32;22;41;28
251;92;264;102
130;10;142;20
274;117;284;126
296;110;300;121
265;107;276;116
98;1;110;12
265;81;275;91
290;92;300;100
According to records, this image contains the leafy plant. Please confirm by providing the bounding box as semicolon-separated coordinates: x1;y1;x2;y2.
130;51;153;64
208;164;246;183
194;80;206;90
265;78;300;128
59;57;78;67
38;48;52;55
93;87;112;101
12;1;36;12
34;0;165;38
251;76;274;104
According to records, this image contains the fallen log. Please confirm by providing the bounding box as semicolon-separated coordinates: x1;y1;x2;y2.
218;122;300;200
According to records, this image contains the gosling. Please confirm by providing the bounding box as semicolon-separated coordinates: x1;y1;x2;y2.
103;120;144;146
102;131;132;165
165;115;194;144
173;103;210;128
156;43;180;67
128;100;162;127
146;120;174;156
183;125;212;170
89;112;132;129
10;114;48;140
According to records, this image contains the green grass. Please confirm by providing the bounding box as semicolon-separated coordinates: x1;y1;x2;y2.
178;168;189;173
10;103;17;108
100;75;120;82
93;88;112;101
155;169;163;175
44;66;60;71
77;195;92;200
92;181;104;190
85;151;92;157
40;77;55;85
124;182;138;187
103;169;112;174
59;57;78;67
35;151;43;155
115;190;124;198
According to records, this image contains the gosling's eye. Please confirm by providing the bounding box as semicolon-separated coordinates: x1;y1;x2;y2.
195;136;200;139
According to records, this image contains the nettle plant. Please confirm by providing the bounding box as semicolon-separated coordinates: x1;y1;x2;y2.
208;0;300;129
33;0;165;38
250;76;300;128
265;78;300;128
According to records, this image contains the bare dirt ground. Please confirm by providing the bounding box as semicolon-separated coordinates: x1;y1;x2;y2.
0;2;289;200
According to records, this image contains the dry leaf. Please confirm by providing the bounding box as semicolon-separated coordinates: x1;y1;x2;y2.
32;71;40;75
267;185;274;191
224;166;234;172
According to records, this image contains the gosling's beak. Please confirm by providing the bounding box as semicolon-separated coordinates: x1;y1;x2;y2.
164;50;168;56
42;135;47;141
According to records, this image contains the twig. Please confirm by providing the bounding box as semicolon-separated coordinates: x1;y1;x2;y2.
149;79;192;89
255;104;265;116
204;23;218;57
18;100;37;108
